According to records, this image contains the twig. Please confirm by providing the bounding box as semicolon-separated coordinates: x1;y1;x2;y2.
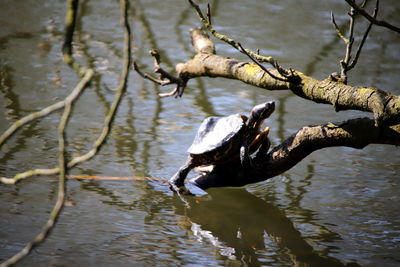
0;1;132;264
344;0;400;34
188;1;299;83
62;0;78;57
187;0;275;64
67;174;168;182
0;69;93;185
134;50;188;98
237;43;290;83
0;69;94;149
347;0;379;70
340;6;356;83
62;0;132;168
331;12;349;44
331;0;379;84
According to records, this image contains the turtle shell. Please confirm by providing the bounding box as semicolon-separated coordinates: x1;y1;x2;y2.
188;114;246;156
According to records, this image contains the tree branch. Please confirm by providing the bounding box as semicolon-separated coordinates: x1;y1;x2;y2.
62;0;87;75
138;27;400;127
187;1;298;83
192;117;400;189
347;0;379;70
331;0;379;83
133;50;188;98
187;0;273;64
344;0;400;34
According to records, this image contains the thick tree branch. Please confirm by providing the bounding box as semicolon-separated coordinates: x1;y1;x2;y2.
138;28;400;127
192;117;400;189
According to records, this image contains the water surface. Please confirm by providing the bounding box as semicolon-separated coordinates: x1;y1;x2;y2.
1;0;400;266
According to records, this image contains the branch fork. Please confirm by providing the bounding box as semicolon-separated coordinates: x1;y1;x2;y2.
331;0;379;84
134;50;188;98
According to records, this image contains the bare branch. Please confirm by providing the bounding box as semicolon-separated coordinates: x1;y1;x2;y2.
348;0;379;70
331;0;379;84
149;28;400;127
62;0;87;75
134;62;173;86
187;0;275;64
345;0;400;34
237;42;290;83
331;11;349;44
133;49;188;98
187;1;299;84
206;3;212;26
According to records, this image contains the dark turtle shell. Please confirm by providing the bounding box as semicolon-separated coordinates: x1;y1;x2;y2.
188;114;246;156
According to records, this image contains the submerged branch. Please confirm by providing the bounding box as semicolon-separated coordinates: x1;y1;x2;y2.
0;69;94;150
1;0;132;185
0;60;74;267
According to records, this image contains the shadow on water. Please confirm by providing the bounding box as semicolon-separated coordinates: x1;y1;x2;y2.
79;176;357;266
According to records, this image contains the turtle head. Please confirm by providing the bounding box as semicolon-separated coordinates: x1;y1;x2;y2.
248;101;275;129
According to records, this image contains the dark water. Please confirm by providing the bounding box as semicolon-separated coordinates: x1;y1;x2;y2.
1;0;400;266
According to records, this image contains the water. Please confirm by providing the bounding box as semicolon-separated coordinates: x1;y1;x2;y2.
1;0;400;266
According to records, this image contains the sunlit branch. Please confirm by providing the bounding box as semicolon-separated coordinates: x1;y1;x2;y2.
187;0;275;64
134;50;188;98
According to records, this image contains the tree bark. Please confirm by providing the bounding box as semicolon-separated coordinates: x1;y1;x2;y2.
175;29;400;127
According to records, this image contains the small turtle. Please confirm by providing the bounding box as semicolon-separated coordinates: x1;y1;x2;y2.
169;101;275;191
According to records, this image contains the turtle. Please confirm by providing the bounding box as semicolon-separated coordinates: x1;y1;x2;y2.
169;101;275;191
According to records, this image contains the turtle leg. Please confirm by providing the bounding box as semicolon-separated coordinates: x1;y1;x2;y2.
253;126;271;159
169;157;195;191
254;135;271;160
240;137;253;171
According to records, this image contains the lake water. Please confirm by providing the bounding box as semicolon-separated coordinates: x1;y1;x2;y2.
1;0;400;266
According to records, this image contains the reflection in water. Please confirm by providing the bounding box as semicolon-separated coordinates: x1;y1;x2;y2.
177;188;357;267
73;177;355;266
134;0;173;69
0;64;19;121
303;33;341;77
